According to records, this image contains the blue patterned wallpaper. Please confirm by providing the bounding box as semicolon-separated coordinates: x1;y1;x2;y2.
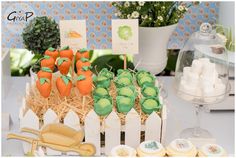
168;2;219;49
1;1;219;50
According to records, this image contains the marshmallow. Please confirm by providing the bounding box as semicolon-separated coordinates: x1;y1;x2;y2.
182;67;191;80
186;71;199;86
202;86;216;103
179;79;187;93
183;83;197;96
178;57;224;104
201;73;218;84
178;80;194;101
183;66;191;74
179;78;186;87
191;60;203;75
201;63;218;84
200;75;214;87
202;63;216;76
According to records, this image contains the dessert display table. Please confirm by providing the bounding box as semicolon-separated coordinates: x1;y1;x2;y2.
2;76;234;156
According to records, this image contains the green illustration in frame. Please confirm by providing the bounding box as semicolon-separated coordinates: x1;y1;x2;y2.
117;25;133;41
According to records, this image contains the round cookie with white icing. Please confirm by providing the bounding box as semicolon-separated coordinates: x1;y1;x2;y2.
166;139;197;157
198;144;227;157
137;140;166;157
110;145;136;157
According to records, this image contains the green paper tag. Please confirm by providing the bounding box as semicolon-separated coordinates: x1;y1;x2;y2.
61;75;70;85
48;47;55;51
77;75;86;81
79;48;87;53
41;67;52;73
60;46;69;51
58;58;68;66
44;55;50;59
81;57;89;62
39;78;50;85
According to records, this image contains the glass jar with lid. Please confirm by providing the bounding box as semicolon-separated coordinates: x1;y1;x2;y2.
175;22;230;105
174;23;231;138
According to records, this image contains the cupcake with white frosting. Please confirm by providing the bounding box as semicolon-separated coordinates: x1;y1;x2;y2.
166;139;197;157
198;144;227;157
137;140;166;157
110;145;136;157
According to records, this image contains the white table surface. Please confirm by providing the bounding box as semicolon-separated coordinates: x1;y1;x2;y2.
1;76;235;156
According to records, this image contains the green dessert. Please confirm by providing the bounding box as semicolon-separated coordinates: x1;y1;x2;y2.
94;97;113;116
136;70;150;81
140;97;161;114
117;69;133;78
117;86;137;98
93;87;109;96
115;76;132;88
116;96;135;113
137;74;155;87
99;68;114;80
141;85;159;97
94;75;111;88
93;87;109;101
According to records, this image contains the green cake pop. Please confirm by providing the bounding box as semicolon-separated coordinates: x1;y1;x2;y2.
93;87;110;101
136;70;150;81
94;97;113;116
114;75;132;88
140;97;161;114
137;74;155;87
116;96;135;113
93;75;111;88
117;69;133;78
99;68;114;80
141;85;159;97
117;86;137;98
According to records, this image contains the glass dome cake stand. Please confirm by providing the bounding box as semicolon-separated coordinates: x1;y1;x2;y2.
174;86;231;138
173;23;231;139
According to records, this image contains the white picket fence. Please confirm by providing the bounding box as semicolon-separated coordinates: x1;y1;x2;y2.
19;82;167;156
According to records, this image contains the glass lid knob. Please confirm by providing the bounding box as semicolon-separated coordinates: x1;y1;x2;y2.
200;23;212;34
199;23;215;39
